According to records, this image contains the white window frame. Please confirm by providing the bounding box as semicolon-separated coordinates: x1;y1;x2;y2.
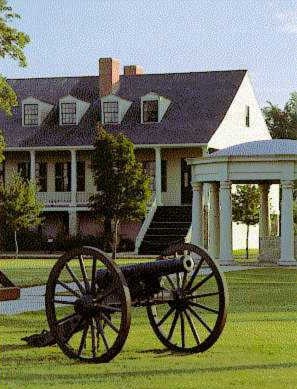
103;101;119;124
60;102;77;125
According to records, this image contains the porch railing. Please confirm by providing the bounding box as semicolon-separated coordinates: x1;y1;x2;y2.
37;192;93;207
134;196;158;254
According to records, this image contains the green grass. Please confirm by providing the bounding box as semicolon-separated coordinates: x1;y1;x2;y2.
1;266;297;388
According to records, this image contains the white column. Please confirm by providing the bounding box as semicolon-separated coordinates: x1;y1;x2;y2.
280;180;295;265
68;209;78;237
30;150;36;183
208;182;220;259
219;181;233;263
71;149;77;206
191;182;204;246
259;182;270;238
155;147;162;205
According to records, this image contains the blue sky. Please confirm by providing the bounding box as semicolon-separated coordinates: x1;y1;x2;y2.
2;0;297;107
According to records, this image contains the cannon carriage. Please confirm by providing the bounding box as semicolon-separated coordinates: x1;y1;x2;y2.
43;242;228;363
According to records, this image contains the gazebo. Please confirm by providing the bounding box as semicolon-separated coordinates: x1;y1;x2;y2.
187;139;297;266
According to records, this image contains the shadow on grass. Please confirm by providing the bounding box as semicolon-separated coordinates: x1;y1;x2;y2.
2;344;32;352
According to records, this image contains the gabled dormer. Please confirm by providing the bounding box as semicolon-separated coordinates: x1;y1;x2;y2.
101;94;132;125
141;92;171;124
59;95;90;126
22;97;53;127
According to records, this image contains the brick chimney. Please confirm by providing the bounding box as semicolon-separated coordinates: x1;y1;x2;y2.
124;65;144;76
99;58;120;97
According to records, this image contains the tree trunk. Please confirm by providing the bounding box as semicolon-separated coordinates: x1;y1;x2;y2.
103;217;112;252
112;220;120;260
14;230;18;259
246;224;249;260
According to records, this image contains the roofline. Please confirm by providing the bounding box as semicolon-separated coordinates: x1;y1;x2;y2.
5;143;207;152
7;75;98;81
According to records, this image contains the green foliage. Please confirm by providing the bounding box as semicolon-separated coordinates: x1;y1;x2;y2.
232;185;260;259
262;92;297;139
90;126;151;257
0;173;43;256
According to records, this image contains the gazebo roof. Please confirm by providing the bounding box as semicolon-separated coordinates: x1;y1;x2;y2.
211;139;297;157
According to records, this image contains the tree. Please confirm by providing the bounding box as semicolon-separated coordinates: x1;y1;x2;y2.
0;0;30;159
0;173;43;257
90;126;151;259
262;92;297;139
232;185;260;259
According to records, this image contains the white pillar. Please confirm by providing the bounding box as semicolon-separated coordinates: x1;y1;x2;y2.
68;210;78;237
71;149;77;206
208;182;220;259
30;150;36;183
219;181;233;263
280;180;295;265
259;182;270;238
191;182;204;246
155;147;162;205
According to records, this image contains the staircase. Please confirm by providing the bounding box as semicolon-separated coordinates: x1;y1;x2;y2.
138;206;192;255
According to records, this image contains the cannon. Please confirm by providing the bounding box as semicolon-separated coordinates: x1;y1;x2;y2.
43;242;228;363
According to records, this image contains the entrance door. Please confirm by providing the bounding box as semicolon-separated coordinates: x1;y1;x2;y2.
181;159;192;204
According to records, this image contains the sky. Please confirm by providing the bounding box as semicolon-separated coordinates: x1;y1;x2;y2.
2;0;297;107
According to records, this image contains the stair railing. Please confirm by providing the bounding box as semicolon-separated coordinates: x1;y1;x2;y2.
185;224;192;243
135;196;158;254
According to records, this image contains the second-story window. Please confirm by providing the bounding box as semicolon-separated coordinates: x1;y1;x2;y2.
77;161;85;192
55;162;71;191
143;100;158;123
61;102;77;125
245;105;250;127
103;101;119;124
0;162;5;186
37;162;47;192
18;162;30;180
24;104;39;126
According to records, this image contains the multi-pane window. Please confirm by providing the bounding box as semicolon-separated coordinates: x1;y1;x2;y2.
245;105;250;127
142;160;167;192
36;162;47;192
61;102;77;125
55;162;71;191
24;104;38;125
18;162;30;180
103;101;119;124
77;161;85;192
143;100;158;123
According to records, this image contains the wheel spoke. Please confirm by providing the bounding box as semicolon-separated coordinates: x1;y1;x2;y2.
65;263;86;294
97;304;122;312
176;272;181;290
101;313;120;334
54;299;76;305
190;272;214;294
187;306;212;333
189;301;219;314
90;318;97;358
186;291;219;299
79;255;91;293
91;256;97;295
96;318;109;351
77;322;89;356
185;257;204;291
165;275;176;290
56;280;81;298
167;310;179;341
55;312;78;325
182;271;188;290
96;287;117;302
157;306;175;327
184;309;200;345
180;311;185;348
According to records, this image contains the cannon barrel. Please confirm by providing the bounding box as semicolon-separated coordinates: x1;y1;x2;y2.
96;256;194;288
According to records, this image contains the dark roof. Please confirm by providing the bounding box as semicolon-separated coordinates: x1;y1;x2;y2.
1;70;247;148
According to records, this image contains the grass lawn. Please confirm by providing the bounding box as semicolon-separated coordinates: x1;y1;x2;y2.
1;263;297;388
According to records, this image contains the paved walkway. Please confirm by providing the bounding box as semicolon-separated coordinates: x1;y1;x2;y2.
0;265;261;316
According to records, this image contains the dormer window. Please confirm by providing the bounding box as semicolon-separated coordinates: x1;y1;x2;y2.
143;100;158;123
24;103;38;126
61;102;77;125
103;101;119;124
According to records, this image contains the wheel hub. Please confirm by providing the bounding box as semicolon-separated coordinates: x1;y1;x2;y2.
74;295;97;316
169;290;189;311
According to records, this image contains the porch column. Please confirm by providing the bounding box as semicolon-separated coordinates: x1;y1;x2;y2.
259;182;270;238
68;210;78;237
219;180;233;263
30;150;36;183
71;149;77;206
208;182;220;259
280;180;295;265
191;182;204;246
154;147;162;205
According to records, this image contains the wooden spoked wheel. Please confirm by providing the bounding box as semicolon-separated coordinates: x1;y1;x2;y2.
147;243;228;353
45;246;131;363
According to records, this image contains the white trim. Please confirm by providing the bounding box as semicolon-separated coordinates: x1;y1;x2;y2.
134;196;158;254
